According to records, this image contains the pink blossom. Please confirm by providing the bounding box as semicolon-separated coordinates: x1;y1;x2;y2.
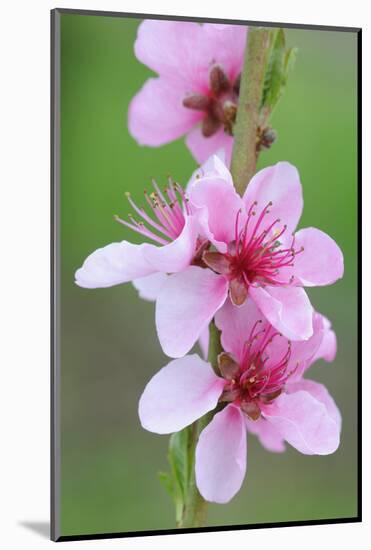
156;156;344;357
74;178;207;291
75;154;343;361
74;157;234;364
128;21;248;164
74;160;229;360
139;299;341;503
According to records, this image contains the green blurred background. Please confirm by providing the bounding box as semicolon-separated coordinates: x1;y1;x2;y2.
59;13;358;536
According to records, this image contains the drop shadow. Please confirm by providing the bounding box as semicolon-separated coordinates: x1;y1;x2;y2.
19;521;50;539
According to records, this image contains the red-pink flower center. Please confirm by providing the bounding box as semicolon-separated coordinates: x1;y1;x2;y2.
203;201;304;306
230;202;298;283
182;64;240;137
115;180;191;245
219;321;295;420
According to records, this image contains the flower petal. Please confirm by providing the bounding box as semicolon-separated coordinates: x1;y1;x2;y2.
243;162;303;235
128;77;200;146
134;21;247;90
143;215;199;273
156;267;229;358
287;379;342;430
312;315;337;363
75;241;154;289
195;404;247;503
186;151;233;192
262;385;340;455
189;167;244;247
134;21;209;89
215;297;269;363
292;227;344;286
284;311;328;380
289;312;337;380
192;205;228;254
186;126;234;165
200;24;247;81
132;272;168;301
245;417;286;453
138;354;225;434
249;285;313;341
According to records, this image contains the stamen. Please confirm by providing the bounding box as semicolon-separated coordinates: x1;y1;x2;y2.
126;192;170;236
114;215;169;245
116;179;190;245
226;202;303;293
243;202;273;253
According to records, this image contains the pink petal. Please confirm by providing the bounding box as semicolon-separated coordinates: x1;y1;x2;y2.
282;311;328;381
200;24;248;81
189;168;244;248
132;272;168;301
245;417;286;453
292;227;344;286
143;215;199;273
289;312;337;380
138;355;225;434
243;162;303;235
134;21;247;91
215;297;269;364
192;205;228;254
156;267;229;358
262;385;341;455
287;379;342;430
312;314;337;363
198;325;210;360
128;77;200;146
75;241;154;289
195;404;247;503
186;126;234;165
186;151;233;193
249;285;313;341
135;21;211;89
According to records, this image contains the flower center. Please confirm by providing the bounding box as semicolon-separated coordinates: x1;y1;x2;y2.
203;201;304;306
182;64;240;137
115;179;191;245
218;321;295;420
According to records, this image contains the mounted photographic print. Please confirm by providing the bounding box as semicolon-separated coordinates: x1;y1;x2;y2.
51;8;361;542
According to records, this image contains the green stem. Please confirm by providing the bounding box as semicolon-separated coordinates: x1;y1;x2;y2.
178;323;222;528
180;415;210;528
178;27;271;529
206;320;223;372
231;27;272;195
